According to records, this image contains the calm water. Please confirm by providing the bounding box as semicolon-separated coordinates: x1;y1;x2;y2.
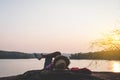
0;59;120;77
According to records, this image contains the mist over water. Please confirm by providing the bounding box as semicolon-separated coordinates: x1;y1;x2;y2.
0;59;120;77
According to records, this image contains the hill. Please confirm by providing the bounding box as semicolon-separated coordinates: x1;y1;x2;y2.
0;50;34;59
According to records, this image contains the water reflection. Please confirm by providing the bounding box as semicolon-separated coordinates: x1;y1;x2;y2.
0;59;120;77
112;61;120;72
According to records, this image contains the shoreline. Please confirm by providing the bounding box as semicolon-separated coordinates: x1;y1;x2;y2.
92;72;120;80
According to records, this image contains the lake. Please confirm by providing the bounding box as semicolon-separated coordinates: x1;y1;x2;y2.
0;59;120;77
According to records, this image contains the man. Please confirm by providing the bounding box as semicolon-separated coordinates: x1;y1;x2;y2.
34;51;70;70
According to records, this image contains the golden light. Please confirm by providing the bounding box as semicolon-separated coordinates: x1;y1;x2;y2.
113;34;120;42
114;35;120;41
112;62;120;72
111;35;120;46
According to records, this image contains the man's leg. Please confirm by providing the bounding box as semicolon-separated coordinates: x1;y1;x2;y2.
34;51;61;68
33;53;43;60
43;51;61;58
34;51;61;60
44;57;52;69
43;51;61;69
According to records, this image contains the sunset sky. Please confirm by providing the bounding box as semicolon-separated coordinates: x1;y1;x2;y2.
0;0;120;53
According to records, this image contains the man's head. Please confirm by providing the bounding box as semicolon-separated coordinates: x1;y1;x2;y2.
53;56;70;70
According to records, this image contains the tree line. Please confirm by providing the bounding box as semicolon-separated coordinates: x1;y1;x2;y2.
0;50;34;59
70;50;120;60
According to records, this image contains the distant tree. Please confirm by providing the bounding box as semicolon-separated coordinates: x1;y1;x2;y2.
70;29;120;60
91;29;120;51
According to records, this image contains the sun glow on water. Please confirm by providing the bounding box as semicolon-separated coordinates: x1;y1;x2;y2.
112;62;120;72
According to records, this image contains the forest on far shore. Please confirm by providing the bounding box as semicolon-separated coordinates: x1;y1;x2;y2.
0;50;34;59
0;50;120;60
70;50;120;60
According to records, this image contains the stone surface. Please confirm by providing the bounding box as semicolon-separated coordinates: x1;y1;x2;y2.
0;70;120;80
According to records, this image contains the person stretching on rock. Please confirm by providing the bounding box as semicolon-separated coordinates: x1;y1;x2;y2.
34;51;92;74
34;51;70;70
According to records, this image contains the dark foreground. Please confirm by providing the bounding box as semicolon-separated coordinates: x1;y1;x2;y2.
0;70;120;80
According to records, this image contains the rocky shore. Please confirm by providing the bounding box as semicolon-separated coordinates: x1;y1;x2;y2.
0;70;120;80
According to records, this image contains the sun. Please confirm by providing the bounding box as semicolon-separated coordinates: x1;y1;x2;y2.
112;35;120;44
91;29;120;51
114;35;120;41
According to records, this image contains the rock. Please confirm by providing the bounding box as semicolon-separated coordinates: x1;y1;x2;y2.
0;70;120;80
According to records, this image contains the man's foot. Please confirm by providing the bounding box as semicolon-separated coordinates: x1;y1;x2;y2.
50;51;61;57
33;53;43;60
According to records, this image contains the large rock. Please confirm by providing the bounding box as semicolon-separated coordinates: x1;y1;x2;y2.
0;70;120;80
